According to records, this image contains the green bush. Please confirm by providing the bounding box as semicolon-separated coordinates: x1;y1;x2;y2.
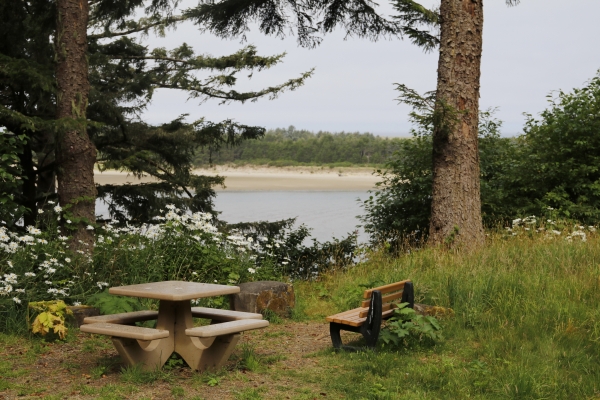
508;71;600;222
380;302;443;347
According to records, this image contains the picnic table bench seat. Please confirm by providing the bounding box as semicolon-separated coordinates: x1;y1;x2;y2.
326;279;414;350
84;310;159;325
191;307;263;321
84;308;263;326
79;322;169;341
186;319;269;338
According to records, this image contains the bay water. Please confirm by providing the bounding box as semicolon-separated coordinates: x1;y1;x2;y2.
96;191;371;243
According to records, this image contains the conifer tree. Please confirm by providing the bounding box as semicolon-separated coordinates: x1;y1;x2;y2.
0;1;311;243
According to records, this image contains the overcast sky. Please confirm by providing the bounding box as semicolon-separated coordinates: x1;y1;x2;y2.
140;0;600;137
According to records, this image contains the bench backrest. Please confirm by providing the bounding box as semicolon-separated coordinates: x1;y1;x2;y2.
359;279;413;318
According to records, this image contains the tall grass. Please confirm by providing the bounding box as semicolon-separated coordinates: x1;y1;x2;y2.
297;232;600;398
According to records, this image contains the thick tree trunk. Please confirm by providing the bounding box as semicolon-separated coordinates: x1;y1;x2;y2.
428;0;485;248
55;0;96;250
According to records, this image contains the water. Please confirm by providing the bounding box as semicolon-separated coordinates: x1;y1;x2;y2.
96;191;370;243
214;191;369;243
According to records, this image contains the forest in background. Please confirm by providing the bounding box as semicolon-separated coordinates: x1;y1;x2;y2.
192;126;407;167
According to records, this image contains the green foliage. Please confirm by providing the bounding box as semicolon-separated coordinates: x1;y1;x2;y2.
193;126;405;166
202;373;221;387
226;218;359;279
261;308;284;324
87;290;142;315
120;365;161;384
509;71;600;223
239;343;261;372
27;300;73;341
379;302;442;347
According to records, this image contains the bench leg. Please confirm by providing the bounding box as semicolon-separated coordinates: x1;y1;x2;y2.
361;290;382;349
329;323;344;350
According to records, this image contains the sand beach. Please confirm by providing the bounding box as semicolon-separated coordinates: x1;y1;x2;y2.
94;165;380;191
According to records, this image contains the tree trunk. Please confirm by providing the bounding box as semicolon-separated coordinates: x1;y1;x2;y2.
55;0;96;250
428;0;485;248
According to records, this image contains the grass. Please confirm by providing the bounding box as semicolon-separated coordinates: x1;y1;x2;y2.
1;232;600;398
294;231;600;398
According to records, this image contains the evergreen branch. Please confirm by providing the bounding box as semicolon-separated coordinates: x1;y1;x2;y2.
88;15;186;39
186;0;401;48
319;0;400;40
156;69;313;103
109;45;285;72
392;0;440;52
394;84;436;111
0;54;55;93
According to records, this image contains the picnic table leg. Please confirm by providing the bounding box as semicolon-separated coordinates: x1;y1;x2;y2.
189;333;242;371
170;300;240;372
110;300;176;371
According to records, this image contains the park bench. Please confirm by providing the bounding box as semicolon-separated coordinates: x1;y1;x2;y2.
325;279;414;349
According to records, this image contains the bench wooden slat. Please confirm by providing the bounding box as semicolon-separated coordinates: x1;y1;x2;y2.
361;290;404;308
359;303;397;318
186;319;269;338
363;280;410;299
80;323;169;341
83;310;159;325
191;307;263;321
325;307;367;323
333;308;397;327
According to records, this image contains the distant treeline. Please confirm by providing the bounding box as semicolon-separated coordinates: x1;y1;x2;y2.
193;126;407;166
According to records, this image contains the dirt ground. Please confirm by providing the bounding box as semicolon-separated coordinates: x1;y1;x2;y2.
0;321;362;400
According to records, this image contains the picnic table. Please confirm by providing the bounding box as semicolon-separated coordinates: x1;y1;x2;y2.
79;281;269;371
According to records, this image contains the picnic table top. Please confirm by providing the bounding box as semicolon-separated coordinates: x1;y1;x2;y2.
108;280;240;301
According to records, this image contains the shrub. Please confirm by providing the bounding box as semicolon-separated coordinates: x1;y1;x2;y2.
380;302;443;347
509;71;600;222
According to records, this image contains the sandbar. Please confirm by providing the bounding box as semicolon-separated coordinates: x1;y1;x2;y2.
93;165;380;191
